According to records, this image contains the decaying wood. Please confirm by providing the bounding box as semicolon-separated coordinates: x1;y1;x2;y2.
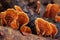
0;26;58;40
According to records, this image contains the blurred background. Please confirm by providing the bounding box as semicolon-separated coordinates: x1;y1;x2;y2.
0;0;60;12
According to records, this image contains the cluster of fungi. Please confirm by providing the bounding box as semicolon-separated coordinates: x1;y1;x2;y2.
0;1;60;38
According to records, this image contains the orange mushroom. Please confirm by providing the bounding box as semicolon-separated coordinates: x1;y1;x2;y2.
10;12;29;29
43;4;59;18
1;9;18;26
55;16;60;22
50;4;59;18
35;18;52;36
5;9;18;26
43;4;52;18
17;12;29;27
20;26;32;35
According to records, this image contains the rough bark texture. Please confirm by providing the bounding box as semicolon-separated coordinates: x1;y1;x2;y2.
0;26;58;40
